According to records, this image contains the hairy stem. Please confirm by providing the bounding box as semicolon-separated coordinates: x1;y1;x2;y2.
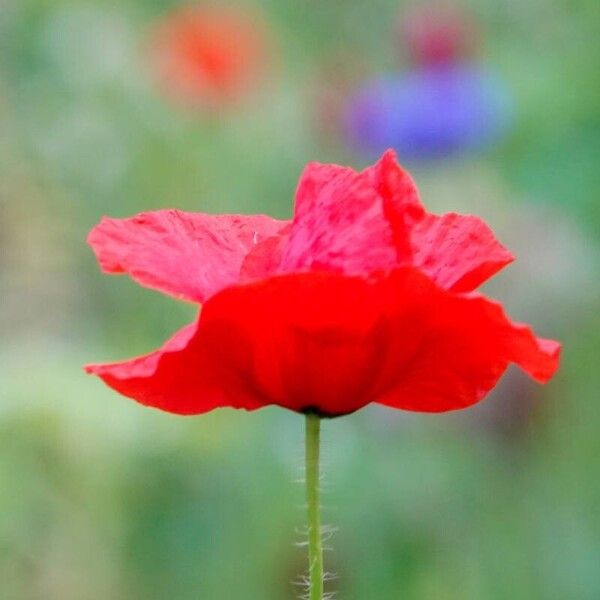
305;413;323;600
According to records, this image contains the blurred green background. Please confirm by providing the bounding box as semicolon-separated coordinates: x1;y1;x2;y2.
1;0;599;598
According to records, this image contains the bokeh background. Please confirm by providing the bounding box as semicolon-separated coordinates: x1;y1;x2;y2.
1;0;599;598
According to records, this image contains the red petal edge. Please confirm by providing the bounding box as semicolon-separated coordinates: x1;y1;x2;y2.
278;161;399;274
274;150;514;292
409;213;515;292
376;290;560;413
86;269;559;417
364;149;515;291
88;210;289;303
84;319;265;415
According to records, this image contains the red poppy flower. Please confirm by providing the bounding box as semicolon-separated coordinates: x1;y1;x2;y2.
86;150;559;417
150;6;271;108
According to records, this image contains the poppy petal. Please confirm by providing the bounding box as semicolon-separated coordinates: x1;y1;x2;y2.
364;149;514;290
361;148;425;257
86;269;559;416
88;210;288;302
376;291;560;413
280;150;512;291
279;162;398;273
239;224;291;282
84;319;264;415
410;212;514;292
200;270;398;416
195;269;559;416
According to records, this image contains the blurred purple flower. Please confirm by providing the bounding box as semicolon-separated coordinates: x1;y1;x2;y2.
344;62;513;160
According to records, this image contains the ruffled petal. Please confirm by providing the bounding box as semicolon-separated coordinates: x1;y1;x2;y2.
376;289;560;413
363;149;513;290
277;150;512;292
409;213;514;292
279;162;398;274
86;269;560;416
88;210;289;302
85;320;265;415
239;224;291;282
193;269;559;416
200;271;398;416
89;274;393;416
361;148;425;257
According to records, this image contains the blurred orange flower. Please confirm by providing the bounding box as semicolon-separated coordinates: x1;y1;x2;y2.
150;5;271;108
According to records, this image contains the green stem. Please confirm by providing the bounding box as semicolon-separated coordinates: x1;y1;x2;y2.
305;413;323;600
